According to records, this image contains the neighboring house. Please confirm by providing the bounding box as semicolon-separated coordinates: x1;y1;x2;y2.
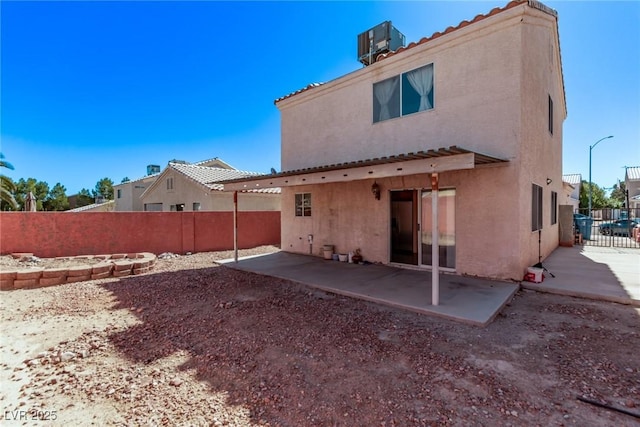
114;173;160;211
625;166;640;212
139;159;280;212
562;174;581;212
223;0;565;281
67;200;115;212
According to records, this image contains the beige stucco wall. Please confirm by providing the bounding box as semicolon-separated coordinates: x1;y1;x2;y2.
114;176;156;211
281;165;523;279
517;7;565;270
278;7;528;171
141;171;281;212
277;3;565;280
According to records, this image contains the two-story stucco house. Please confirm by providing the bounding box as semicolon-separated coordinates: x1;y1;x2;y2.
114;172;160;212
224;0;566;281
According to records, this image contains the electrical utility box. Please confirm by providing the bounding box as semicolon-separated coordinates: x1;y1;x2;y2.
357;21;406;66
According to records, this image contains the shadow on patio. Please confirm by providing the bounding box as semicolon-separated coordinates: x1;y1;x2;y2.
218;251;519;327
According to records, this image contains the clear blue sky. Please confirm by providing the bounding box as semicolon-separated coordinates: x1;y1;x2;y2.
2;1;638;195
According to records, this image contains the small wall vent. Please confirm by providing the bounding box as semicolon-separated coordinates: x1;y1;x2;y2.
357;21;406;66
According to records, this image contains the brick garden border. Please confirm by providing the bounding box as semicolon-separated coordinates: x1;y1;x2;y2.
0;252;157;291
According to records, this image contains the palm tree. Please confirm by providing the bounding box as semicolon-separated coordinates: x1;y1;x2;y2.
1;153;18;210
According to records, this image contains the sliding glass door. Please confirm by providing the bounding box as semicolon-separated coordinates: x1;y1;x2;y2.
420;189;456;269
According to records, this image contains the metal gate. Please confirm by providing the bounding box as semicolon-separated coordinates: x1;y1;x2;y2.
575;208;640;248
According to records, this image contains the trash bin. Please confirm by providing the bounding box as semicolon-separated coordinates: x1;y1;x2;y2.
575;218;593;240
322;245;334;260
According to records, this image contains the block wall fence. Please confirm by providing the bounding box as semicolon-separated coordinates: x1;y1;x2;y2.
0;211;280;258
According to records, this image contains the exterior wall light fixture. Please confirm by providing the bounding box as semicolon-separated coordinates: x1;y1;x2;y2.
371;181;381;200
546;178;553;185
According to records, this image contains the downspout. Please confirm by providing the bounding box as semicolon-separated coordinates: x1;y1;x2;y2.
431;173;439;306
233;191;238;263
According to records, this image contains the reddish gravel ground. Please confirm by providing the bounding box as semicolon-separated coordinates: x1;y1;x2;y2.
1;246;639;426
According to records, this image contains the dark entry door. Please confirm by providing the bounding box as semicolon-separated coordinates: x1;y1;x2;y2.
390;190;418;265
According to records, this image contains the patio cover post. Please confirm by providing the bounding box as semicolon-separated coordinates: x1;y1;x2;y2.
431;173;439;306
233;191;238;263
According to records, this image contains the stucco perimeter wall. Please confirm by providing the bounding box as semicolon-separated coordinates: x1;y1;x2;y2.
281;163;527;280
0;211;280;258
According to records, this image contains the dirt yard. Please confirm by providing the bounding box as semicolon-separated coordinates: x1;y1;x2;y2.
1;247;639;426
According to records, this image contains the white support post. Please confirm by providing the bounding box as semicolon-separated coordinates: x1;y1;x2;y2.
431;173;439;306
233;191;238;263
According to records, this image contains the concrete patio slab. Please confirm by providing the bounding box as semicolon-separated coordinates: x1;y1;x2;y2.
524;245;640;306
219;252;519;327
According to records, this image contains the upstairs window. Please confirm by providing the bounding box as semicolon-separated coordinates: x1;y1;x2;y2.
117;189;122;199
373;63;434;123
167;177;174;190
295;193;311;217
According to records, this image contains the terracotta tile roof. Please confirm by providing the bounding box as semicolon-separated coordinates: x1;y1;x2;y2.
626;166;640;181
562;174;582;185
169;162;280;194
274;83;324;105
67;200;115;212
375;0;556;63
114;173;160;187
193;157;235;169
274;0;561;106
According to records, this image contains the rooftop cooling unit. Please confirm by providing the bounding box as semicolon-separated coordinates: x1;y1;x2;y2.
147;164;161;175
357;21;406;66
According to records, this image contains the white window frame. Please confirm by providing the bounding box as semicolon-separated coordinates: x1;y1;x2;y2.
373;63;434;123
295;193;311;217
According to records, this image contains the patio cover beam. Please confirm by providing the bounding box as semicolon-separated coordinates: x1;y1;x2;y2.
221;146;508;192
224;153;477;191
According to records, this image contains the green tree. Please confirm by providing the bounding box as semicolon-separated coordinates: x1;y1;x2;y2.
121;177;130;183
93;177;114;200
76;188;94;207
609;181;626;208
14;178;49;211
44;182;70;211
0;153;17;210
579;180;608;209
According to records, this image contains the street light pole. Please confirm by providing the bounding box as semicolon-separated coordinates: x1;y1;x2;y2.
588;135;614;216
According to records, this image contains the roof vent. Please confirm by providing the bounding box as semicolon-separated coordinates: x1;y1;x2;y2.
357;21;406;66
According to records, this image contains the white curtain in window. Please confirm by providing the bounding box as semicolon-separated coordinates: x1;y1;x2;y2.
374;77;398;121
406;65;433;111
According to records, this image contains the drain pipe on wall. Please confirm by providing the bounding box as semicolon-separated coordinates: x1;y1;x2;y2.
431;173;439;306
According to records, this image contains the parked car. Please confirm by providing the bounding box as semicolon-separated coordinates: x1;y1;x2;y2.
598;219;639;236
